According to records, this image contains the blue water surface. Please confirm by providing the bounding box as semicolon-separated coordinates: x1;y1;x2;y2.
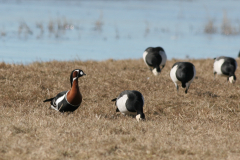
0;0;240;64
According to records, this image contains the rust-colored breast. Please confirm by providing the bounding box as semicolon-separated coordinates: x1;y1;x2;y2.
67;71;82;106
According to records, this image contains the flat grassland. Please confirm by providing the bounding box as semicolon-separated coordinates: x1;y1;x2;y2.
0;58;240;160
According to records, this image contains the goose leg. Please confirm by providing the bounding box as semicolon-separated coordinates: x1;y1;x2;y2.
161;65;165;70
185;83;190;94
214;72;216;80
174;83;179;93
185;88;188;94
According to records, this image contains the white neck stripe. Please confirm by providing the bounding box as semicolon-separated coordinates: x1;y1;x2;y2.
73;77;78;82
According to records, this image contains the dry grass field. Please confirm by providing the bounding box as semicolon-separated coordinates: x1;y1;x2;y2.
0;58;240;160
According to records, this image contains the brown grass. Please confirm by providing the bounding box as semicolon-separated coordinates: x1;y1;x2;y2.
0;58;240;160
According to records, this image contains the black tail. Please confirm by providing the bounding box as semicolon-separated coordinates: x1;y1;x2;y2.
116;108;120;112
43;98;54;102
111;98;117;102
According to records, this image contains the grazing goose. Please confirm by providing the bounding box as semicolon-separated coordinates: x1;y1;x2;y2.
43;69;86;112
170;62;196;94
213;56;237;83
143;46;167;76
111;90;145;121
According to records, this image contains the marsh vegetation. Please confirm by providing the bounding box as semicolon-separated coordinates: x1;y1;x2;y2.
205;12;240;35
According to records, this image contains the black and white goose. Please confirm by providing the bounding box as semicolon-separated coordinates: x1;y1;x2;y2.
143;46;167;76
213;56;237;83
111;90;145;121
170;62;196;94
43;69;86;112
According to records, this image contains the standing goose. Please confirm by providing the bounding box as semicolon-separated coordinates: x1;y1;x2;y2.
170;62;196;94
43;69;86;112
143;46;167;76
213;56;237;83
111;90;145;122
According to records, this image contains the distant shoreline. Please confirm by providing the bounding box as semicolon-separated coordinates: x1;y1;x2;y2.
0;57;224;65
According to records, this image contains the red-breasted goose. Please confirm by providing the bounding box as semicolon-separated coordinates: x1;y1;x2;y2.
43;69;86;112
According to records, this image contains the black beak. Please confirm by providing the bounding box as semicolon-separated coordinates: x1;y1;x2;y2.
79;72;86;77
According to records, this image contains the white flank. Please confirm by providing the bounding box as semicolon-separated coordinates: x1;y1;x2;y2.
152;68;160;76
51;105;59;111
170;65;179;83
116;94;129;114
143;51;148;66
213;59;224;75
170;65;179;89
159;51;167;66
55;94;65;106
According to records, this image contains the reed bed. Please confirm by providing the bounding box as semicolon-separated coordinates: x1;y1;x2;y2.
0;58;240;159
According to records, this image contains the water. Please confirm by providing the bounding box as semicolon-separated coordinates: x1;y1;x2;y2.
0;0;240;64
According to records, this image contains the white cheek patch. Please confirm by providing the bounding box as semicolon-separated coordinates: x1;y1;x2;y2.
136;114;141;122
152;68;160;76
229;76;235;83
80;71;83;75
